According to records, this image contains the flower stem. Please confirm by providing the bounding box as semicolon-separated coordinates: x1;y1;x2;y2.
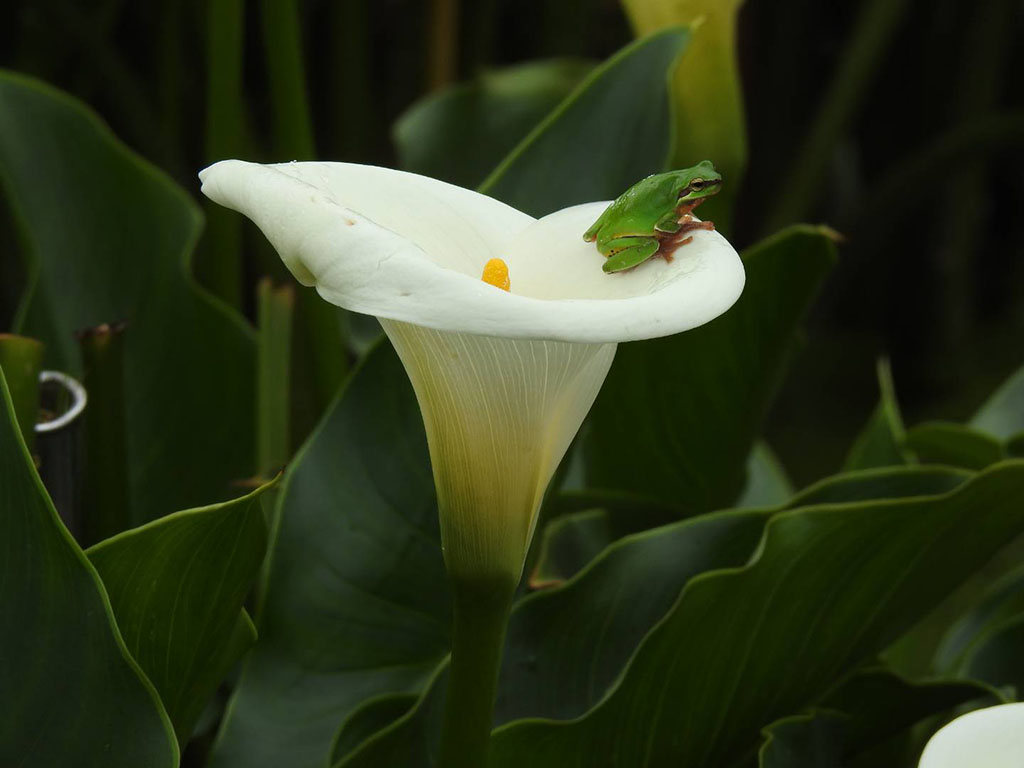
438;581;514;768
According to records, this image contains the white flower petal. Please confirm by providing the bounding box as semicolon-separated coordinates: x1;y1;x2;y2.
199;161;745;343
919;703;1024;768
381;319;615;583
199;159;533;282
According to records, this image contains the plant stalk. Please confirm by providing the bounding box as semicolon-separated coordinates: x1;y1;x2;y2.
437;581;514;768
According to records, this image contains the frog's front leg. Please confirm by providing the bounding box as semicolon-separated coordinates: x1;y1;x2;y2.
600;236;660;273
654;210;682;233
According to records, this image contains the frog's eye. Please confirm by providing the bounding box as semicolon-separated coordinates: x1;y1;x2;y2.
689;179;706;190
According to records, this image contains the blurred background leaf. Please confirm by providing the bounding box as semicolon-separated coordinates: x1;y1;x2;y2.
395;59;593;189
621;0;746;232
479;28;688;216
0;71;256;528
842;358;913;471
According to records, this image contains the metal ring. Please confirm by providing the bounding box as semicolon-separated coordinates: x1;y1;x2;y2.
35;370;88;433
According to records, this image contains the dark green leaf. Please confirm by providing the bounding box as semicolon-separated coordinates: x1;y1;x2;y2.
208;342;450;768
787;465;970;508
330;693;420;766
528;508;611;587
479;29;689;217
488;461;1024;767
965;614;1024;696
584;225;837;515
823;668;997;750
0;70;255;526
0;332;43;451
737;441;794;507
972;365;1024;440
760;711;847;768
86;479;276;744
499;509;769;724
936;565;1024;671
843;358;913;471
338;510;769;768
0;366;178;767
394;59;593;190
335;465;1003;767
759;669;995;767
904;421;1005;470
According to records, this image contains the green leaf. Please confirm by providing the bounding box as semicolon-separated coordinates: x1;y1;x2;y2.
337;509;769;768
936;565;1024;671
972;364;1024;440
787;465;970;508
334;465;995;767
760;710;846;768
759;669;995;768
330;693;420;766
964;613;1024;696
528;508;611;588
208;341;450;768
0;332;43;451
86;479;276;745
488;461;1024;767
737;441;794;507
584;225;837;515
620;0;747;232
394;59;593;190
498;509;769;725
843;358;913;471
0;70;255;526
0;366;178;766
479;29;689;217
904;421;1006;470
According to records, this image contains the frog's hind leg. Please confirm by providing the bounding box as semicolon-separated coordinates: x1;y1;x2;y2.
602;237;660;273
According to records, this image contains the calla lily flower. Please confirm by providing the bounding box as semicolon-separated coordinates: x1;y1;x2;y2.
919;703;1024;768
199;160;744;588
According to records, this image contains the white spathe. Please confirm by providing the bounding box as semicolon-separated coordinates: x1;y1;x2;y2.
199;160;745;584
918;703;1024;768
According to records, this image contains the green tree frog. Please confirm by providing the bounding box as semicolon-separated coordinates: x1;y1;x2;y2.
583;161;722;273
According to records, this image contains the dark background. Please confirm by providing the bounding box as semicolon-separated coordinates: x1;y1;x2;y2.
2;0;1022;485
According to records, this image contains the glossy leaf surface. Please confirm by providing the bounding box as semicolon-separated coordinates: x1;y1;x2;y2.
488;462;1024;767
208;343;450;768
337;466;990;767
87;481;274;744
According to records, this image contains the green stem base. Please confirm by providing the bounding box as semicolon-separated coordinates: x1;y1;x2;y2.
437;582;514;768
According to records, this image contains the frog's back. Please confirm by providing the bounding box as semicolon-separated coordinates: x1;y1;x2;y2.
596;174;677;237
